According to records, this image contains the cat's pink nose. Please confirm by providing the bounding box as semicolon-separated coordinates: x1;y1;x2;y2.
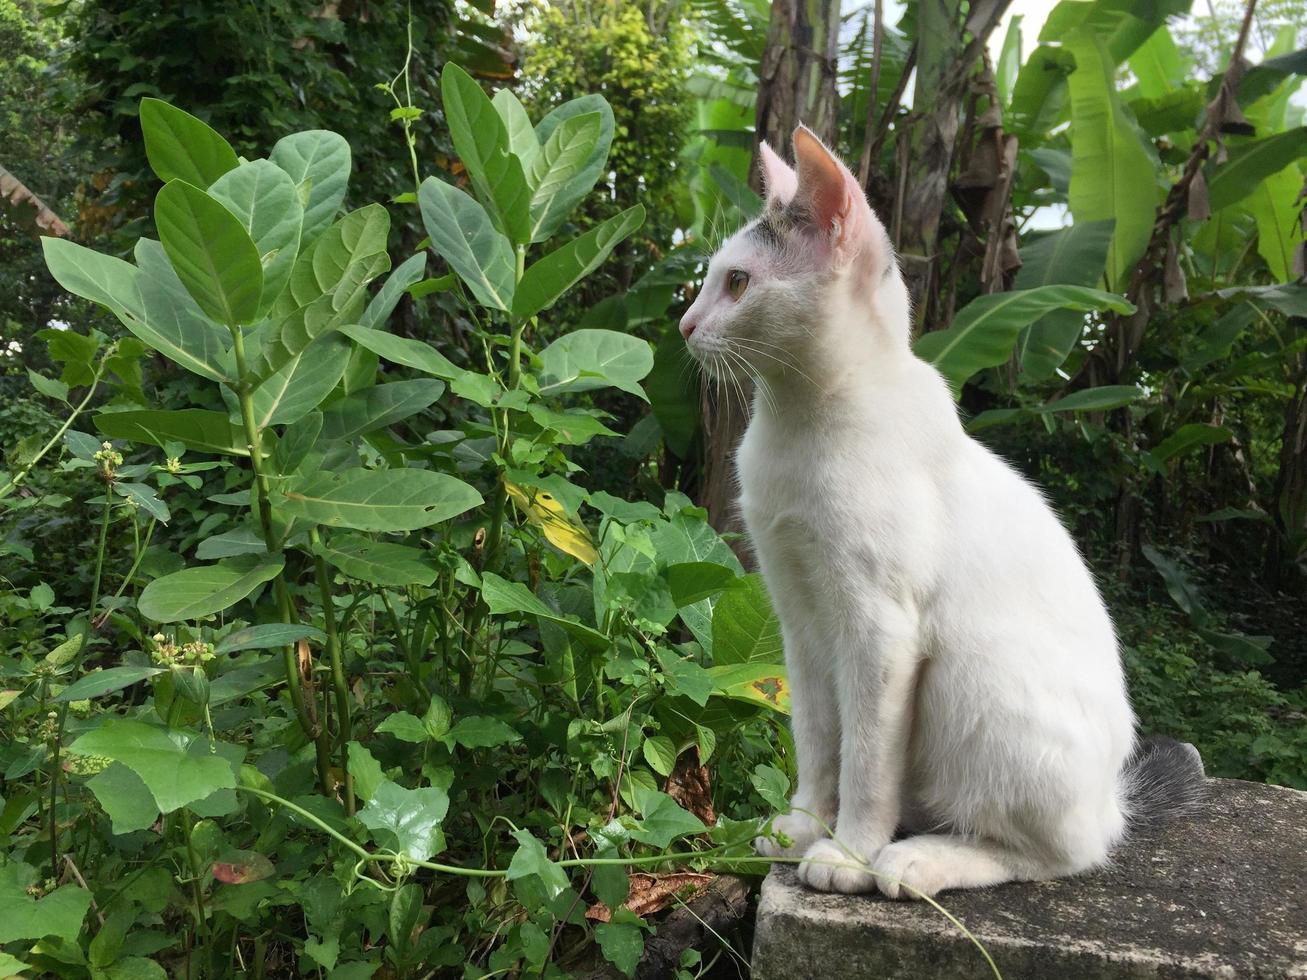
679;315;698;340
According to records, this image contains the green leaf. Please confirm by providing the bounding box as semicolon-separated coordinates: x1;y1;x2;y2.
1140;544;1206;623
360;252;427;330
441;64;532;244
1033;385;1142;413
418;175;515;311
208;159;303;315
41;237;231;383
595;921;644;978
320;379;446;442
707;663;791;714
538;329;654;400
751;763;790;812
247;332;352;429
314;534;438;587
0;864;92;944
444;716;521;749
913;285;1135;394
642;735;678;777
506;829;568;901
712;574;782;665
665;562;739;607
214;623;325;655
138;556;285;622
995;15;1023;106
28;368;67;402
1207;128;1307;213
1151;423;1232;464
338;323;462;380
95;408;260;458
115;481;170;522
1065;30;1163;288
1247;163;1305;283
480;572;610;651
492;87;539;173
139;98;238;188
269;130;351;247
249;205;391;383
1014;220;1116;378
375;713;430;743
357;780;449;860
629;790;705;848
87;762;160;834
513;205;645;319
347;742;385;802
1127;24;1186;99
155;179;264;326
530;97;614;241
55;666;165;702
273;468;483;532
68;719;237;813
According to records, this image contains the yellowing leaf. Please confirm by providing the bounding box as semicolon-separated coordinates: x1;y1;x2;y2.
707;663;791;714
506;481;598;565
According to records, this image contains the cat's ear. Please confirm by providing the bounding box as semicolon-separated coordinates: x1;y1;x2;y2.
758;141;798;208
791;124;876;262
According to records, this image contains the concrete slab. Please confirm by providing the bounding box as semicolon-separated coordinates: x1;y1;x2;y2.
752;779;1307;979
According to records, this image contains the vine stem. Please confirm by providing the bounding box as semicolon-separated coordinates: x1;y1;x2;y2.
309;528;356;816
228;326;332;793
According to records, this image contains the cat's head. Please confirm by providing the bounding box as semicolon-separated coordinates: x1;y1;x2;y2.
680;126;909;382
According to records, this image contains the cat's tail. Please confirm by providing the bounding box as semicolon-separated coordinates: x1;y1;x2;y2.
1121;734;1207;827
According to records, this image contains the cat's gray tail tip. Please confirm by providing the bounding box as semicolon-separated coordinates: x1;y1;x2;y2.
1123;734;1207;827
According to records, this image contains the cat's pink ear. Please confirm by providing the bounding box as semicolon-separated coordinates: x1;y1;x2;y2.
758;141;798;207
791;125;875;262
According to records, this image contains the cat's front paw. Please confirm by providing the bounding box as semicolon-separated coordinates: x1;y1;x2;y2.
755;811;828;858
796;838;879;894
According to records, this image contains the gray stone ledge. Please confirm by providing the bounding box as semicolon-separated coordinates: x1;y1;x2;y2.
752;779;1307;979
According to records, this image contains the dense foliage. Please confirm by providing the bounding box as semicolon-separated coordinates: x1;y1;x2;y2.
0;0;1304;976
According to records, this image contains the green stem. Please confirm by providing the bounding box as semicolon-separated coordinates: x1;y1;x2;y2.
228;327;330;792
49;485;113;878
182;812;213;960
309;529;355;816
1;362;104;501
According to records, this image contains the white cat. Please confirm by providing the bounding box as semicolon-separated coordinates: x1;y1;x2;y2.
679;126;1204;898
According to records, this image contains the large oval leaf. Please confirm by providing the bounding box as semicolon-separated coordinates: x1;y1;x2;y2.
269;130;351;248
138;557;285;622
418;176;515;312
40;238;231;382
530;96;614;242
441;64;532;244
537;329;654;400
246;333;352;429
513;205;645;320
208;159;303;315
319;379;446;442
314;534;439;587
139;98;238;188
338;324;461;380
913;285;1135;394
95;409;263;458
155;179;263;326
273;469;483;532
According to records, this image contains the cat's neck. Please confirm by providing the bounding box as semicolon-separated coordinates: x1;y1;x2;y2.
752;303;912;418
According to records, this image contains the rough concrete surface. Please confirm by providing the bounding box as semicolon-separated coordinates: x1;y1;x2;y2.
752;779;1306;979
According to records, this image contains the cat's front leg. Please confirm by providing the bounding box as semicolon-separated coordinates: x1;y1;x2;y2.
756;640;839;858
798;596;920;894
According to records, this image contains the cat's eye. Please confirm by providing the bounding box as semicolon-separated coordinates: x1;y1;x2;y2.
727;269;750;300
